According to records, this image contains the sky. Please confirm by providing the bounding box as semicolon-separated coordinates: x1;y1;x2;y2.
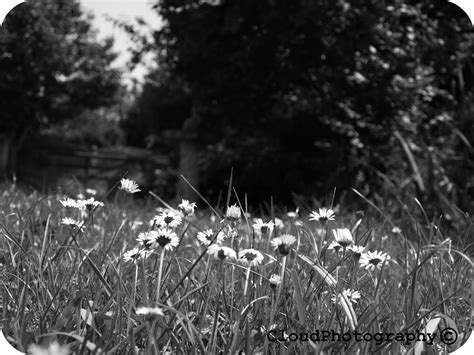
81;0;162;85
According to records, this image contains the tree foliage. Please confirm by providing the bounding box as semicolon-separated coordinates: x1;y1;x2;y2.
0;0;121;135
129;0;473;208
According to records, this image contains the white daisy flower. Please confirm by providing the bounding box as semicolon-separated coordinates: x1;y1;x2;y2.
309;207;336;224
269;274;281;289
343;289;361;303
177;199;197;216
348;245;365;258
119;178;140;194
131;220;144;231
359;250;391;271
156;209;183;228
123;248;149;263
59;197;79;209
77;197;105;211
225;204;241;221
332;289;361;304
137;232;156;250
61;217;84;231
327;240;343;252
252;219;274;236
150;215;166;229
238;248;264;266
196;229;225;246
28;341;69;355
332;228;353;248
286;207;299;219
207;245;237;261
136;306;164;320
85;188;97;196
150;229;179;251
271;234;297;256
273;218;284;230
391;226;402;234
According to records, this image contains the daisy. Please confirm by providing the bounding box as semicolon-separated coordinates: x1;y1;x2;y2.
207;244;237;261
273;218;284;230
225;204;241;222
154;209;182;228
137;232;156;250
225;225;239;239
150;215;166;229
119;178;140;194
131;220;144;231
327;240;343;252
177;199;197;216
59;197;79;209
136;306;164;321
286;207;299;219
332;289;361;304
238;248;264;266
150;229;179;251
271;234;297;256
332;228;353;248
252;219;274;236
28;341;69;355
309;207;336;224
343;289;361;303
85;188;97;196
359;250;391;271
196;229;225;246
78;197;105;211
123;248;148;263
391;226;402;234
269;274;281;289
61;217;84;231
348;245;365;259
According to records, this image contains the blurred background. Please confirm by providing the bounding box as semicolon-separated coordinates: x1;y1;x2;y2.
0;0;473;216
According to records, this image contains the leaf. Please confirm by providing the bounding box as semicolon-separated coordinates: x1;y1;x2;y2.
291;269;307;326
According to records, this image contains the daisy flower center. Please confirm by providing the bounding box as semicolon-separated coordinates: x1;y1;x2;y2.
339;240;351;248
369;258;381;265
156;235;171;247
277;244;290;255
243;253;256;261
217;249;227;260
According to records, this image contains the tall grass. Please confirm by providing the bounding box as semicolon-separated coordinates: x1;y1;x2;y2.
0;180;472;354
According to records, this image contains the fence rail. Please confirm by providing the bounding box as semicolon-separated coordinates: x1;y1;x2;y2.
25;140;170;189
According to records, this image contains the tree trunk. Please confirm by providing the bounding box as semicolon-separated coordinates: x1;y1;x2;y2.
0;134;12;176
177;110;200;200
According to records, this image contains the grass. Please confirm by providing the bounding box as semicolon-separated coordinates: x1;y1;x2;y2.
0;180;472;354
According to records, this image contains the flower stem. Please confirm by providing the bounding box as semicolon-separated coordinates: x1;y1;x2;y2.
156;248;166;303
243;264;251;298
126;263;138;336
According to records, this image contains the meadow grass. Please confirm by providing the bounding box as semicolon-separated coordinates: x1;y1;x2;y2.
0;180;472;354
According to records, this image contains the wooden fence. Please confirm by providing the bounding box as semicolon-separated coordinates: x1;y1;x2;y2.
21;139;170;191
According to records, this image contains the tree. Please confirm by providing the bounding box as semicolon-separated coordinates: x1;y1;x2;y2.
131;0;473;207
122;68;191;148
0;0;121;172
